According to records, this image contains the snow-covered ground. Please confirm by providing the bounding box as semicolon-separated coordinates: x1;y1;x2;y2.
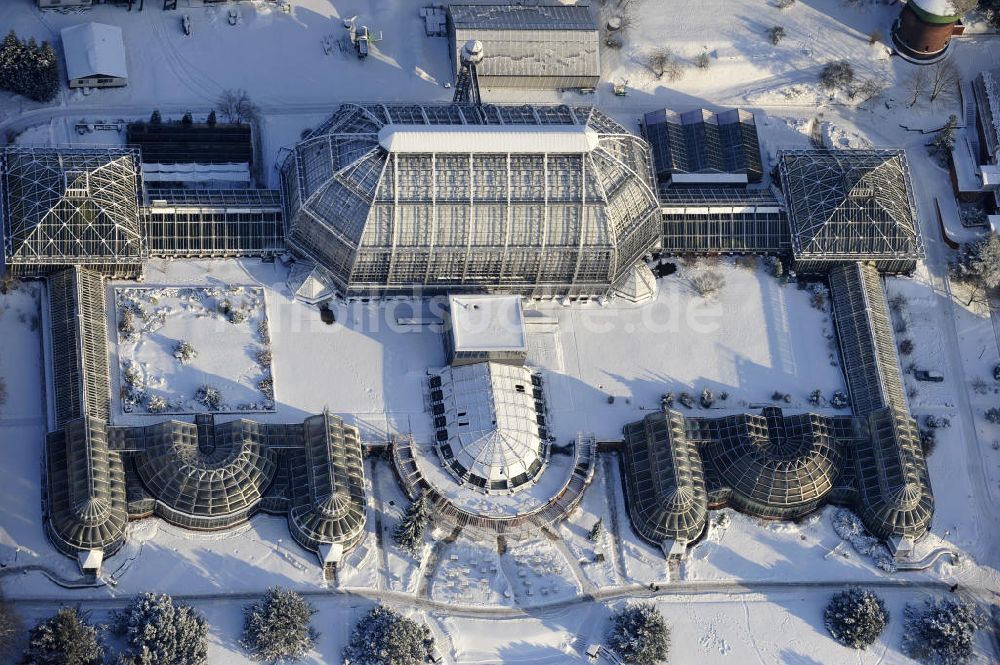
2;0;999;662
112;285;274;415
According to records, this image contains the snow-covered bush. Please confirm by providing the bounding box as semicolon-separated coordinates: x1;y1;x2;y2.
258;319;271;345
174;340;197;363
122;362;142;389
23;606;103;665
986;407;1000;424
589;518;604;542
903;598;983;665
196;385;222;411
606;602;670;665
831;391;849;409
689;270;725;297
767;25;786;45
775;0;795;8
241;587;317;663
824;587;889;649
112;593;207;665
147;395;168;413
229;308;248;324
678;392;695;409
393;492;431;555
819;60;855;92
119;307;136;337
809;389;823;406
258;376;274;400
257;349;273;367
831;509;895;572
899;339;914;356
342;605;435;665
700;387;715;408
661;392;674;409
694;52;711;69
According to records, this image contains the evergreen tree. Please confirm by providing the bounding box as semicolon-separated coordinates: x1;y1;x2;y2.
953;232;1000;302
824;587;889;649
207;110;217;127
342;605;435;665
22;607;103;665
0;31;59;103
182;111;193;126
903;598;983;665
927;115;958;165
606;603;670;665
112;593;207;665
150;109;162;125
241;587;317;663
393;492;431;555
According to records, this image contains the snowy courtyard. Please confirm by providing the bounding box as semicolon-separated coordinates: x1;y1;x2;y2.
112;285;274;415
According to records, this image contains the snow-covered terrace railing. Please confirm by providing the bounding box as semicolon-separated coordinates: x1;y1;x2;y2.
391;433;596;539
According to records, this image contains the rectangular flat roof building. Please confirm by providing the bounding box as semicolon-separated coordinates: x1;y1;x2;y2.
447;4;600;90
446;294;528;367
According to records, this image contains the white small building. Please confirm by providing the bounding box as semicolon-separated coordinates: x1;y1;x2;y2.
60;22;127;89
444;294;528;367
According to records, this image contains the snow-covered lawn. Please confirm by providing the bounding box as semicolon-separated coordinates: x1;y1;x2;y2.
113;286;273;415
535;258;847;443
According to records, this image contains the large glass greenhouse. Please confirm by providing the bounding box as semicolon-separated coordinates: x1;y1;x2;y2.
1;146;144;277
279;103;661;298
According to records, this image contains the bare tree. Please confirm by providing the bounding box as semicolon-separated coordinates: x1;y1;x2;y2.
216;88;259;124
643;47;686;81
929;60;960;104
855;78;887;107
905;67;930;107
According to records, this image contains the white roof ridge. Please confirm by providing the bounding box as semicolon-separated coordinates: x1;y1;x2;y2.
378;124;600;154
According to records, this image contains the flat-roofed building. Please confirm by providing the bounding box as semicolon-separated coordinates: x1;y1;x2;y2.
447;3;599;90
445;294;528;367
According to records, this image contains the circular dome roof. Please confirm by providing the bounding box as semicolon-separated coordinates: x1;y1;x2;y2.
705;413;840;514
134;423;277;525
909;0;963;20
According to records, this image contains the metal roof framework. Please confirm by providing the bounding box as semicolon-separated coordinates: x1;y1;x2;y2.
778;149;924;266
1;146;143;275
280;103;660;298
428;363;548;493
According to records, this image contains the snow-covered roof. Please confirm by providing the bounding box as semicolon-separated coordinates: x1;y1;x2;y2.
449;295;527;352
60;22;127;81
449;4;596;31
909;0;963;19
434;363;544;492
377;125;600;154
141;162;251;183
